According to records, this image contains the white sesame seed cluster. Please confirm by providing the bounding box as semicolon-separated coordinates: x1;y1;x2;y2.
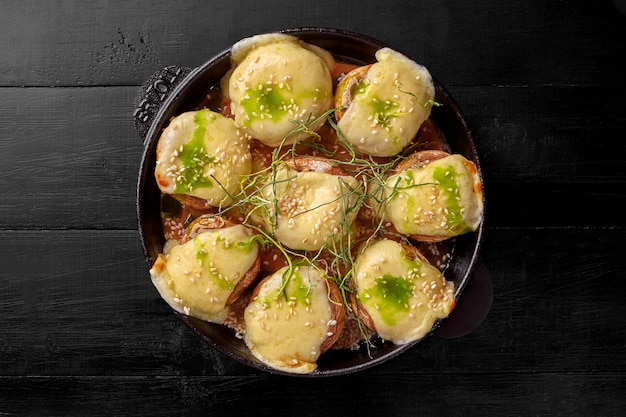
261;165;361;251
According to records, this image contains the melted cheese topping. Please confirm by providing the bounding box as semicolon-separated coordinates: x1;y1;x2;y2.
244;265;334;374
227;34;334;147
260;165;361;251
149;225;259;324
354;239;455;344
155;109;251;207
337;48;435;157
384;154;483;237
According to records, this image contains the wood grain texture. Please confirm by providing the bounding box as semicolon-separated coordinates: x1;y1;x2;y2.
1;0;624;87
1;0;625;414
0;373;624;416
0;87;142;230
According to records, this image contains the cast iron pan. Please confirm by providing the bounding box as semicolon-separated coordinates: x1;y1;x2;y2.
133;27;492;377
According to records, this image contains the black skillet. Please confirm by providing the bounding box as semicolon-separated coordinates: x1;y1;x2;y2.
133;27;491;377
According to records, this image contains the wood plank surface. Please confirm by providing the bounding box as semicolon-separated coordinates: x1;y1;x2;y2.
1;0;625;414
0;372;623;416
0;0;624;87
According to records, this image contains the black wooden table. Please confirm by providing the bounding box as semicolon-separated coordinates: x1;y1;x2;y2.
2;1;625;415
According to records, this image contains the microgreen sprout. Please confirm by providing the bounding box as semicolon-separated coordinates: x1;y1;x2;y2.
395;81;441;108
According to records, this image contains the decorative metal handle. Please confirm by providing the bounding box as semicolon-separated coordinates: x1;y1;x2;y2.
133;66;192;143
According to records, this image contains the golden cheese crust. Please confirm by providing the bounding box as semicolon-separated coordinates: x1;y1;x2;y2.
226;34;335;148
154;109;252;209
150;216;260;324
243;265;345;374
352;239;455;344
381;151;484;242
257;156;362;251
335;48;435;157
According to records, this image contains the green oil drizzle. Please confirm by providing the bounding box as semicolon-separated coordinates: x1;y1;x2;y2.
174;109;216;194
193;235;236;291
240;85;289;126
286;269;313;305
364;274;414;326
255;267;313;309
370;96;400;128
432;165;469;233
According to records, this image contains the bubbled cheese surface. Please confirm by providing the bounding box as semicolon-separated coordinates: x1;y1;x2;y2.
337;48;435;157
227;35;334;147
149;225;259;324
354;239;455;344
260;166;361;251
384;154;483;238
244;266;334;374
154;109;251;207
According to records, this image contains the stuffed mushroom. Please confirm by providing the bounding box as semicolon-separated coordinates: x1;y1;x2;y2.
150;215;261;324
155;109;252;209
335;48;435;157
255;156;362;251
244;264;345;374
226;34;335;148
352;238;455;344
377;150;483;241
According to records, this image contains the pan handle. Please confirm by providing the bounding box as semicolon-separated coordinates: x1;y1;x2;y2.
133;66;193;143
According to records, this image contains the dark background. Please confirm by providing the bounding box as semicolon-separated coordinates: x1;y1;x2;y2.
1;0;625;415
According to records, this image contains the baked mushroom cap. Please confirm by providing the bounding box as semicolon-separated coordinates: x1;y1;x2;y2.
154;109;252;209
226;33;335;148
381;151;483;241
256;157;362;251
335;47;435;157
149;216;260;324
352;239;455;344
243;264;345;374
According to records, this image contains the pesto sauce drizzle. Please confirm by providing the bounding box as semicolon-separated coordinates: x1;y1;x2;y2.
370;96;400;127
174;109;215;194
287;269;314;305
354;78;402;130
240;84;289;126
432;165;468;233
365;274;414;326
256;267;313;309
193;235;236;291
